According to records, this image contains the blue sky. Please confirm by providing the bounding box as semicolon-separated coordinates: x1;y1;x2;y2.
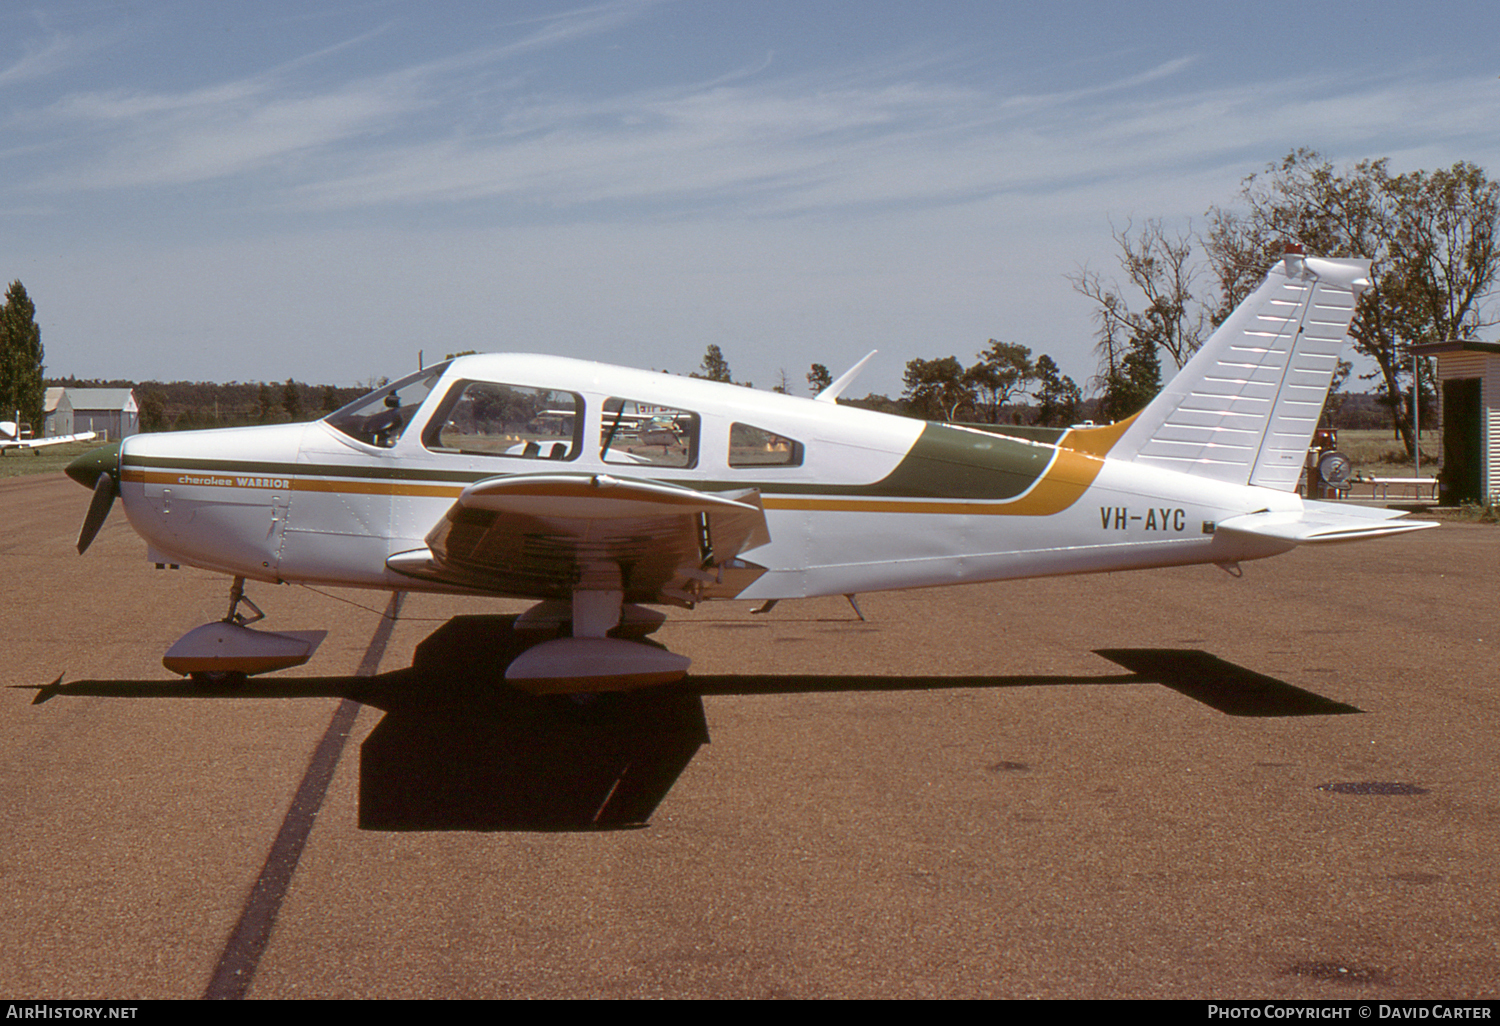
4;0;1498;397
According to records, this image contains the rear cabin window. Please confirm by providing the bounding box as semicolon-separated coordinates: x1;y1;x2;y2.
600;399;698;469
729;423;803;468
424;381;581;460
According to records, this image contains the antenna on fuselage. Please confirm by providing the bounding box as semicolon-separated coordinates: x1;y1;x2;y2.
815;351;877;404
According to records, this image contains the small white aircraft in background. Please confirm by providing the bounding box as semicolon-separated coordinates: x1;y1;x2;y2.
66;246;1434;691
1;420;94;453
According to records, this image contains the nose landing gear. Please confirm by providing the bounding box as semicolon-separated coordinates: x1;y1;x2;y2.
163;577;327;686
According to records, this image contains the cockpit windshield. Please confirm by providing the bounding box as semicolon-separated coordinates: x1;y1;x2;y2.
324;363;450;448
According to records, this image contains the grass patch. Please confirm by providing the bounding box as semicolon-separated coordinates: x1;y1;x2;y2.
1336;428;1438;478
0;440;105;481
1457;501;1500;524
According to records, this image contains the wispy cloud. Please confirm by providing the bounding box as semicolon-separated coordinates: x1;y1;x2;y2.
13;6;1498;234
276;55;1500;222
36;68;430;189
490;0;675;58
8;0;667;193
0;21;97;87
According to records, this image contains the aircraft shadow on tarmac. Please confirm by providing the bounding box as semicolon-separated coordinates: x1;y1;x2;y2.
21;616;1358;832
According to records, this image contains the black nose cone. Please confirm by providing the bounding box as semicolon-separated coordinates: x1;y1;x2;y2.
66;443;121;490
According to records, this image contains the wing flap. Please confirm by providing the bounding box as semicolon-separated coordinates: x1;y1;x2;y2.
389;473;770;603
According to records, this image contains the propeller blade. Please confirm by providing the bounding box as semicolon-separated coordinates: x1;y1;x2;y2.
77;472;117;554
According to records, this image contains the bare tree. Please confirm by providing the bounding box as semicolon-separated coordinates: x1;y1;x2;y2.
1070;219;1208;374
1067;219;1209;421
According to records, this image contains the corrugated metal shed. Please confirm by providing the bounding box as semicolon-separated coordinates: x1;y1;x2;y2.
43;387;69;436
1413;340;1500;504
44;388;139;440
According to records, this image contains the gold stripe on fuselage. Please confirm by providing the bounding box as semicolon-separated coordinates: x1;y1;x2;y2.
125;468;463;499
761;445;1110;516
122;418;1135;516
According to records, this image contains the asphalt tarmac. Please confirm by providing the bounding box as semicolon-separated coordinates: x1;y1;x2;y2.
2;472;1497;999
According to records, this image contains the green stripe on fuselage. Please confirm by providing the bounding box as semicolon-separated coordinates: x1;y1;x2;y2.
123;453;487;484
840;422;1053;499
122;423;1056;501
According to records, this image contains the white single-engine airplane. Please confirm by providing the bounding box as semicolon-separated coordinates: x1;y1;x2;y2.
66;247;1435;691
2;420;94;453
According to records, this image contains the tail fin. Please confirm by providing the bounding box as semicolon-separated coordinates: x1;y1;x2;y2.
1108;247;1371;490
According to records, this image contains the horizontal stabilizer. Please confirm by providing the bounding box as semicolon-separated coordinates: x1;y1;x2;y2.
1215;503;1437;545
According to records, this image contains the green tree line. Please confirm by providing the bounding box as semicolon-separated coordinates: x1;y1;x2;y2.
46;376;368;432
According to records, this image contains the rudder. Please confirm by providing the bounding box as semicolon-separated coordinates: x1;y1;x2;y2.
1107;246;1371;490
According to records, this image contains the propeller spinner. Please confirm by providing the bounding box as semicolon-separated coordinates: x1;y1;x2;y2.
66;443;122;554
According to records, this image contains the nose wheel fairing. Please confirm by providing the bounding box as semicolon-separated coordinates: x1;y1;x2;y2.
163;621;327;680
161;576;325;681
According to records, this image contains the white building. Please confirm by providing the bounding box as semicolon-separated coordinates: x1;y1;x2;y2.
44;387;139;440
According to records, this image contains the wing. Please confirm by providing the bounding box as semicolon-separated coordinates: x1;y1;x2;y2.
0;431;96;450
387;472;771;605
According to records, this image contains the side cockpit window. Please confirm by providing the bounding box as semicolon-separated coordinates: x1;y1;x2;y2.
325;364;448;448
729;423;803;468
424;382;581;460
601;399;698;468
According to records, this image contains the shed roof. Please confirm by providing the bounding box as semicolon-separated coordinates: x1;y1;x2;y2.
1411;340;1500;356
60;388;137;412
